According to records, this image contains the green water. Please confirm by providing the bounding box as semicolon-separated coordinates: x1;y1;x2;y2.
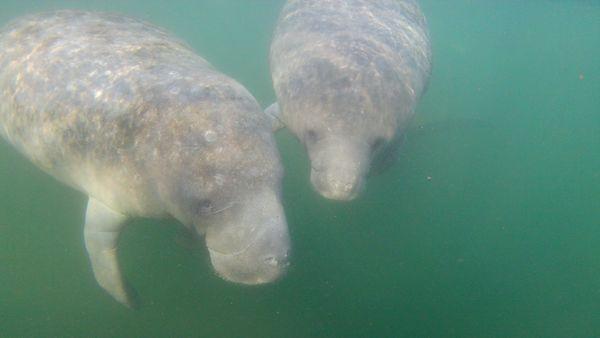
0;1;598;337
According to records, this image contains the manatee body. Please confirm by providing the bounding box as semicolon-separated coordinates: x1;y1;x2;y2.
0;11;290;307
270;0;432;200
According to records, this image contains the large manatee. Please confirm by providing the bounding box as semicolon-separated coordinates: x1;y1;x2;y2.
269;0;432;200
0;11;290;307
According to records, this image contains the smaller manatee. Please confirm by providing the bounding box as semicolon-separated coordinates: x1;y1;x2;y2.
269;0;433;200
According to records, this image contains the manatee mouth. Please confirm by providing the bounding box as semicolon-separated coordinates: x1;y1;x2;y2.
204;188;291;285
208;244;290;285
206;219;290;285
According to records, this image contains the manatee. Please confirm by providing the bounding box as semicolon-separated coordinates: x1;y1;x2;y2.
0;11;290;307
269;0;432;200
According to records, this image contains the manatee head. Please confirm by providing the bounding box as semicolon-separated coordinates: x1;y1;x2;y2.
277;58;399;201
203;187;290;284
300;122;393;201
155;93;290;284
173;182;289;285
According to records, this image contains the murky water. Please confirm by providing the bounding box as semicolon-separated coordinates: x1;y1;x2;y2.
0;1;598;337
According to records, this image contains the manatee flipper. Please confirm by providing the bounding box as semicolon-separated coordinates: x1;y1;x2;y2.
264;102;285;131
84;197;136;308
369;133;406;177
410;118;494;137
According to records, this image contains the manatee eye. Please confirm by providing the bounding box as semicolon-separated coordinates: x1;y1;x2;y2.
195;199;213;214
370;137;385;154
305;129;320;145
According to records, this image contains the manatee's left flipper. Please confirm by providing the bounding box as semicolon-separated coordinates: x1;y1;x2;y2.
84;197;137;308
264;102;285;131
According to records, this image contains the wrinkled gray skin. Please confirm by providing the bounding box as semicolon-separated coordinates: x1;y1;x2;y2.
0;11;290;307
270;0;432;200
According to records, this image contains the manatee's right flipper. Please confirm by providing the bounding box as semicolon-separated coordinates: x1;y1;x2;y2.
369;133;406;177
264;102;285;131
84;197;137;308
370;118;496;176
409;116;495;138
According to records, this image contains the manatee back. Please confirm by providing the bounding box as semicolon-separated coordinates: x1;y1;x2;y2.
0;11;268;213
0;11;217;180
0;11;211;159
271;0;432;126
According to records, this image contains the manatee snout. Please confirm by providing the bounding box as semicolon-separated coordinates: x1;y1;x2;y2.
308;138;368;201
207;224;290;284
310;164;365;201
204;189;290;284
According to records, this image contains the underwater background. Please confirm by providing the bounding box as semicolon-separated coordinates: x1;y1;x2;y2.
0;0;598;337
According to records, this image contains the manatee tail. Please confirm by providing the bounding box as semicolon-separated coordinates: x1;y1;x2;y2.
264;102;285;131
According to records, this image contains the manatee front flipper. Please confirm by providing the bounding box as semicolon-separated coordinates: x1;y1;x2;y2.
369;133;406;177
264;102;285;131
84;197;137;308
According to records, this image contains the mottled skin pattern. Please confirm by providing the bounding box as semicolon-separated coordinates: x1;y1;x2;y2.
270;0;432;200
0;11;290;306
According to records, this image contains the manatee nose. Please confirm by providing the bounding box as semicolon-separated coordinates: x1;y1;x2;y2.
310;162;365;201
307;138;368;201
204;189;291;285
207;229;290;284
